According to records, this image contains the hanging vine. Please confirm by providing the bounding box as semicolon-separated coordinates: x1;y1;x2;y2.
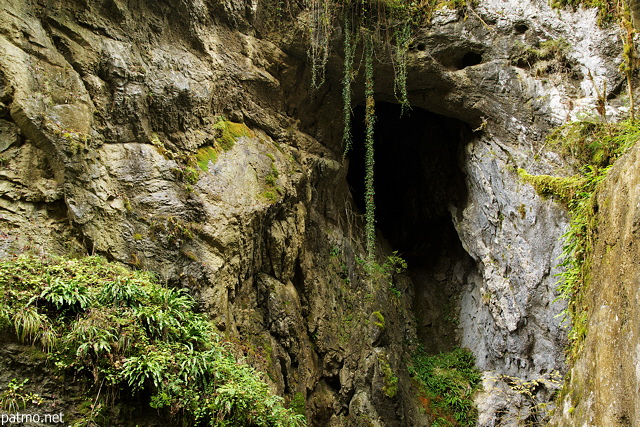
308;0;335;89
394;23;412;115
303;0;469;262
619;0;638;120
364;31;377;261
342;13;357;158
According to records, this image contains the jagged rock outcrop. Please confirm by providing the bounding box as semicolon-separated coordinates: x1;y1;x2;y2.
0;0;630;425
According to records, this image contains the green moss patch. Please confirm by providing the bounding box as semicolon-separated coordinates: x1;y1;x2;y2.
195;120;254;172
213;119;254;151
195;146;218;172
517;169;586;206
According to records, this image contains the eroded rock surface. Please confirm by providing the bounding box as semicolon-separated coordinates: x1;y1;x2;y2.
0;0;629;424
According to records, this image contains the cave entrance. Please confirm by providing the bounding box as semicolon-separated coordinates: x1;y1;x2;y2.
346;102;476;352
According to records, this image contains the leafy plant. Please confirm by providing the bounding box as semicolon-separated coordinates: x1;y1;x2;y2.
39;276;91;311
0;379;41;413
485;372;562;425
410;347;482;427
520;119;640;360
362;251;407;294
0;254;306;426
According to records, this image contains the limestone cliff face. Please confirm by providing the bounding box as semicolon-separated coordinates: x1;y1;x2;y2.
551;142;640;427
0;0;629;425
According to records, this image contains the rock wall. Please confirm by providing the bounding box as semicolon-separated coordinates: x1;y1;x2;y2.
551;142;640;427
0;0;630;425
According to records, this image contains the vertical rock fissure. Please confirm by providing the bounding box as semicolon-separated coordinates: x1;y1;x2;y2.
346;101;475;351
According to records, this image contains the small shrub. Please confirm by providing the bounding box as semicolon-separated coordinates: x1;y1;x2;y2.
410;347;482;427
0;254;306;426
0;379;40;413
39;276;91;311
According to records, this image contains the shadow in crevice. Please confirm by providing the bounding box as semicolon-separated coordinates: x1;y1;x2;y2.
346;102;477;352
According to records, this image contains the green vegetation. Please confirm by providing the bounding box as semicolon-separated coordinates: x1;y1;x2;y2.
509;38;574;76
410;347;482;427
149;215;199;249
289;392;306;417
0;379;42;412
195;146;218;172
379;354;398;398
517;169;586;206
213;118;254;151
372;311;385;329
196;118;254;172
520;119;640;359
0;254;305;426
363;33;377;261
363;251;407;296
305;0;473;260
46;119;91;155
489;372;562;424
261;153;283;203
547;119;640;167
550;0;617;24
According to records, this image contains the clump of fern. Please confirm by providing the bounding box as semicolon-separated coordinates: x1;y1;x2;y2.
0;254;305;426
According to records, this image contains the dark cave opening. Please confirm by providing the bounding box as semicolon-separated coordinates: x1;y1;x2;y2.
346;102;476;351
347;102;468;266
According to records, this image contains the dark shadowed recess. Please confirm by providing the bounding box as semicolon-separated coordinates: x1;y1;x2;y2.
347;102;476;352
347;102;469;266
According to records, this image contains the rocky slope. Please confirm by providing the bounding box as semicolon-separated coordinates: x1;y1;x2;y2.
0;0;633;425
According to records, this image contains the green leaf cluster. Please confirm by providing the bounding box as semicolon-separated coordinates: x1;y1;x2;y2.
0;254;305;426
0;379;42;412
410;347;481;427
363;251;407;295
520;119;640;360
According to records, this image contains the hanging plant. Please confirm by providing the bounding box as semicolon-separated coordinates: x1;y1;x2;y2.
342;13;357;158
364;31;377;261
303;0;471;263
